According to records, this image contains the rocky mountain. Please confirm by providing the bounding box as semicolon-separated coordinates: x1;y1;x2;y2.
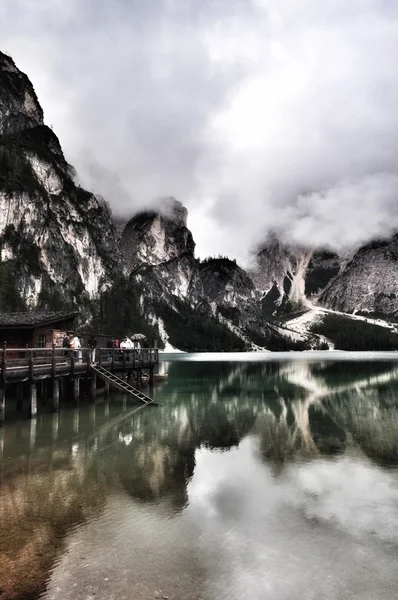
199;257;266;335
2;49;398;351
117;200;314;350
320;237;398;316
0;51;120;317
250;236;313;315
120;198;203;303
117;199;251;350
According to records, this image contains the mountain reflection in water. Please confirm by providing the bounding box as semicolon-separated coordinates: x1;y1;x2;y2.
1;357;398;600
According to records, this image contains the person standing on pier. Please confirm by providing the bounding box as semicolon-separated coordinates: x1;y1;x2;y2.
88;334;98;363
71;335;81;360
78;336;83;362
62;334;71;357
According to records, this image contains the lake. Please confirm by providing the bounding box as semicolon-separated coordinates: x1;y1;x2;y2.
1;352;398;600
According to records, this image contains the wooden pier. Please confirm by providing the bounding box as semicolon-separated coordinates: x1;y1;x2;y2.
0;344;159;423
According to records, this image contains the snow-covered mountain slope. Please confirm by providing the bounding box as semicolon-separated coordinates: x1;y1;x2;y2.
0;51;120;314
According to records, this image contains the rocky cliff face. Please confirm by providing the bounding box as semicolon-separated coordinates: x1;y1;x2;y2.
0;51;120;314
199;257;263;330
251;237;314;315
119;201;314;349
0;52;43;135
305;250;341;297
120;198;203;304
320;237;398;316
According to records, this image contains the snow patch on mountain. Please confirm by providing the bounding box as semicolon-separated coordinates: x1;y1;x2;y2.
147;312;182;352
286;304;398;341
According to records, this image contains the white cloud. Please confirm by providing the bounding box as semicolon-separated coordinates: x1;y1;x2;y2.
2;0;398;264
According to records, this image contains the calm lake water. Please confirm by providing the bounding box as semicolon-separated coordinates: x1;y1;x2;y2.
1;352;398;600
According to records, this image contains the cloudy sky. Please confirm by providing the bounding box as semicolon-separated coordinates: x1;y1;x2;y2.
2;0;398;264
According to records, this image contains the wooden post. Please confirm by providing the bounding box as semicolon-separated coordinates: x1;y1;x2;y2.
52;343;56;377
71;350;75;377
86;347;91;379
52;378;60;412
149;367;154;396
133;348;137;369
29;349;34;380
29;350;37;418
0;343;6;424
72;377;80;404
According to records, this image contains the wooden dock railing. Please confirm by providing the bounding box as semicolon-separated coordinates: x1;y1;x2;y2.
0;345;159;423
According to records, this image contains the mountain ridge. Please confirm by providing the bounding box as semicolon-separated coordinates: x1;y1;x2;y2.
1;50;398;351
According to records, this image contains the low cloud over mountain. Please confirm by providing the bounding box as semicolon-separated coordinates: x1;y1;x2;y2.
3;0;398;264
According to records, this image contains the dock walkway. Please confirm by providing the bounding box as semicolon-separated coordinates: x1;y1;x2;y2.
0;345;159;422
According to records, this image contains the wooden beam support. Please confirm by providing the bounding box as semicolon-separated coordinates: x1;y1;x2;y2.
28;349;37;419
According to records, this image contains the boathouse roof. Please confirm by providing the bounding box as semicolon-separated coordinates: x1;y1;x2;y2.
0;311;79;329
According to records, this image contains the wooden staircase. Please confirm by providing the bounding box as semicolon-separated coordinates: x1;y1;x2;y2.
91;365;157;406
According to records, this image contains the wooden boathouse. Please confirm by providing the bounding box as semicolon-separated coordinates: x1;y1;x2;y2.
0;313;159;423
0;311;79;349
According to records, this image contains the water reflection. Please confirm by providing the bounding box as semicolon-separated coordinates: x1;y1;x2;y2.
0;358;398;599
